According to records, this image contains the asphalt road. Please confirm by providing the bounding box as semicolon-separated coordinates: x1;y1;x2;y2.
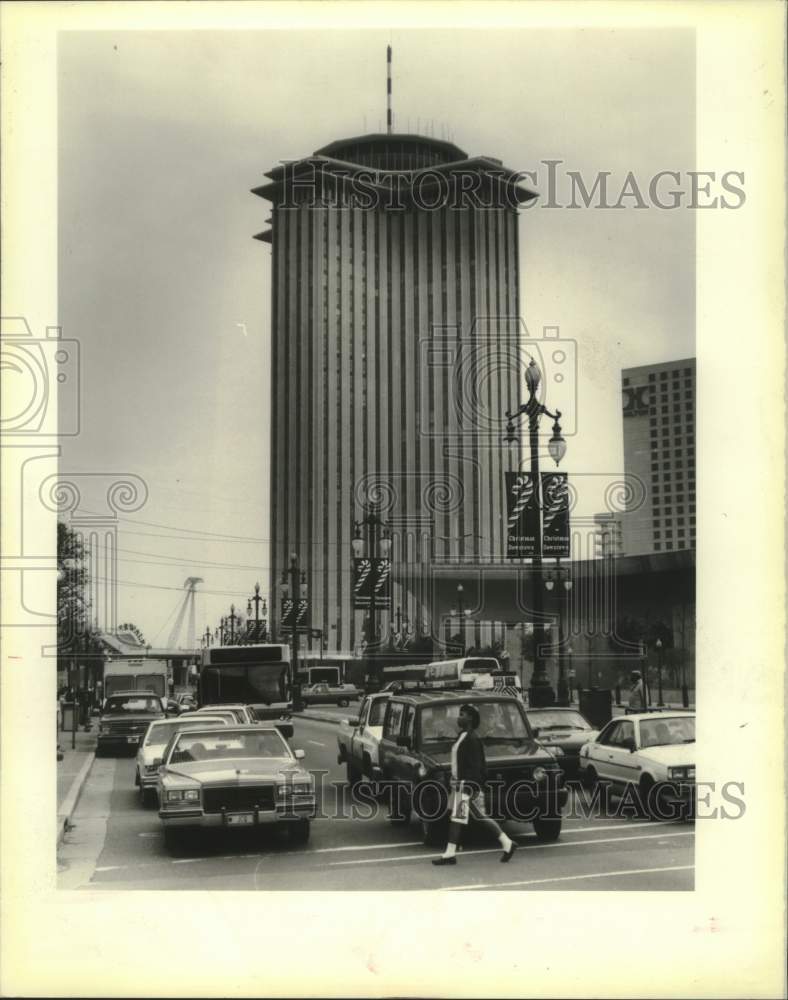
58;716;694;891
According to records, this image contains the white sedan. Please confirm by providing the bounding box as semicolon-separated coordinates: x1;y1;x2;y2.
135;715;229;805
578;712;695;819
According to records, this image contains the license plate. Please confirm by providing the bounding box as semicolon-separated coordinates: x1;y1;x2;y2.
126;736;139;744
226;813;255;826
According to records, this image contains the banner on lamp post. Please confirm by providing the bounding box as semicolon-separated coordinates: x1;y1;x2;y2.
372;558;391;610
541;471;570;557
505;472;538;558
295;598;310;634
353;558;373;609
280;598;294;630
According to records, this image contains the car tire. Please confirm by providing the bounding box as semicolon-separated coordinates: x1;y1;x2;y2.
639;776;672;821
338;698;349;708
290;819;310;845
532;816;562;842
421;815;449;847
134;768;140;787
584;765;608;805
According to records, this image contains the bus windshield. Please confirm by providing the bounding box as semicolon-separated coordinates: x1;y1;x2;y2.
199;646;290;705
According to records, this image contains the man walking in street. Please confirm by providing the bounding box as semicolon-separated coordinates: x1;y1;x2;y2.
432;703;517;866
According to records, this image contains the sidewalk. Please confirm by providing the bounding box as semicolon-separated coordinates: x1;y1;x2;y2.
57;726;97;846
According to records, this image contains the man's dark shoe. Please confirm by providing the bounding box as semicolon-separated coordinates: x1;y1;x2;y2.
432;856;457;866
500;842;517;863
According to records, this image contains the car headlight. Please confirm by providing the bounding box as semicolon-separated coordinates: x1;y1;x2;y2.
417;763;428;778
277;781;314;798
165;789;201;802
669;766;695;780
532;766;547;782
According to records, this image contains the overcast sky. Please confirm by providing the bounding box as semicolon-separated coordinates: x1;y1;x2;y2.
58;28;695;644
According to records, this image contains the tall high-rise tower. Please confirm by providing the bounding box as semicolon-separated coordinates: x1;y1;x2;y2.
253;132;536;651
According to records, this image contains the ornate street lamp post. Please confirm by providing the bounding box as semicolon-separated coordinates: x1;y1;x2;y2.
247;582;268;643
280;554;308;712
450;584;472;655
545;564;573;705
202;627;212;648
504;358;567;708
352;501;391;686
656;637;665;707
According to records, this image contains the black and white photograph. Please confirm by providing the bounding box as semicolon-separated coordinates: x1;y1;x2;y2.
1;2;785;997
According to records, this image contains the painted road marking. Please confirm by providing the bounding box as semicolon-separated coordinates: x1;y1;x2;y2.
308;740;326;747
89;821;689;874
329;830;693;866
443;864;695;891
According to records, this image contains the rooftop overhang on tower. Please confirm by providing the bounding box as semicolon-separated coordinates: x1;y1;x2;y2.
251;133;538;241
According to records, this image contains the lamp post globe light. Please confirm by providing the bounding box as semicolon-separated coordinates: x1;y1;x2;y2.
503;358;567;708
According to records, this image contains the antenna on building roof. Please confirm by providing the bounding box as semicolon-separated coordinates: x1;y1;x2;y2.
386;45;393;135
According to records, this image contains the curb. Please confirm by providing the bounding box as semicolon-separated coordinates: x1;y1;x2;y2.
57;751;95;846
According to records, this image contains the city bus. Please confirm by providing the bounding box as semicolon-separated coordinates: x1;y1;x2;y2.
297;651;362;687
198;643;291;710
424;657;522;693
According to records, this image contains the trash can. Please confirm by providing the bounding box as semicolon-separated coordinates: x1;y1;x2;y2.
61;701;78;732
578;688;613;730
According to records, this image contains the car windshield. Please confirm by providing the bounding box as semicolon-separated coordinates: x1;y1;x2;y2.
528;710;590;733
640;716;695;748
368;699;389;725
144;720;227;745
103;696;161;714
421;702;530;743
168;730;289;764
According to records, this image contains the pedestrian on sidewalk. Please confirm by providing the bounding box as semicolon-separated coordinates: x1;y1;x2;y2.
432;703;516;866
627;670;646;712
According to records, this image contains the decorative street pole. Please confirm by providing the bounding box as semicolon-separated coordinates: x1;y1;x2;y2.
545;562;573;705
247;582;268;643
202;627;212;648
352;501;391;686
656;637;665;706
450;584;472;655
226;605;239;645
280;554;308;711
504;358;567;708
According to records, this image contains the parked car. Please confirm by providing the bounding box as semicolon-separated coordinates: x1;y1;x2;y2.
156;725;315;851
336;691;391;787
578;712;695;819
134;715;230;806
378;690;567;846
96;691;167;757
301;682;360;707
525;707;599;781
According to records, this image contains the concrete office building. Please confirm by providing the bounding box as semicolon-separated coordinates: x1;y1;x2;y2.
253;132;536;650
621;358;696;556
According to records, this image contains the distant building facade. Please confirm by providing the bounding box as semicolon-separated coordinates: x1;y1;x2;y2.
621;359;696;556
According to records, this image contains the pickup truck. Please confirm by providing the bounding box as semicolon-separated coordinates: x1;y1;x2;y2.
336;691;391;787
378;690;567;846
301;682;360;708
96;690;168;756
